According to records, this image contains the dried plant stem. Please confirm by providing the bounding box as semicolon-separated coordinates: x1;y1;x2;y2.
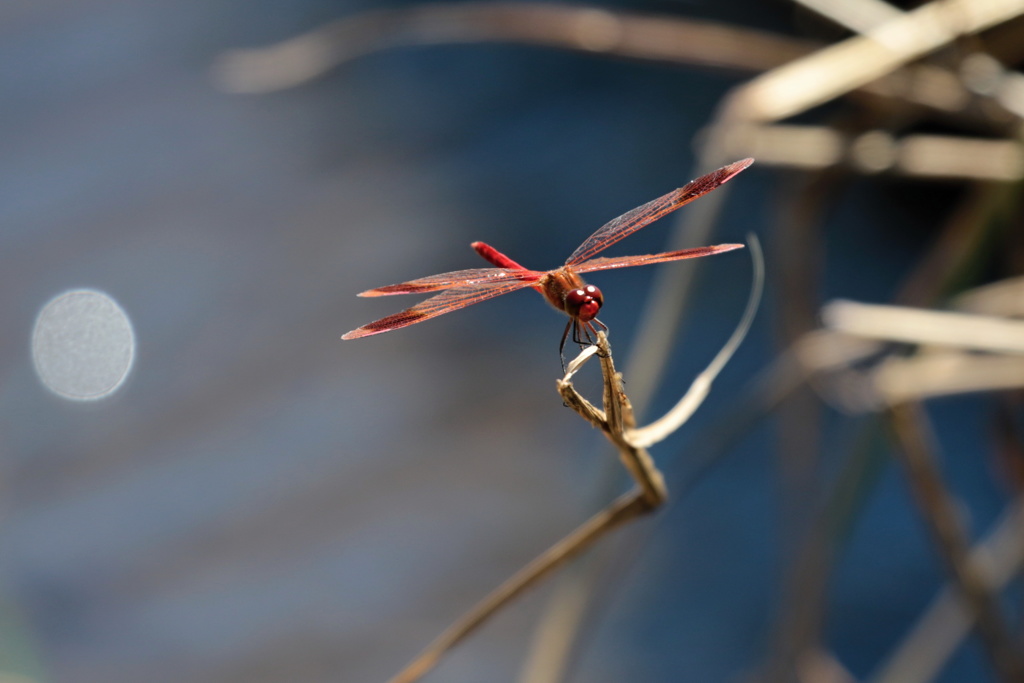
387;334;666;683
519;202;759;683
560;336;667;507
887;402;1024;683
721;0;1024;123
213;3;812;94
871;497;1024;683
626;235;763;449
823;301;1024;354
387;492;650;683
215;2;1013;124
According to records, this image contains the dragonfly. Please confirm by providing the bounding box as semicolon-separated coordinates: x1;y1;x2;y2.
343;158;753;360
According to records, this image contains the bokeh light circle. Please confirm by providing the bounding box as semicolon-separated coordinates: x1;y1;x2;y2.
31;289;136;401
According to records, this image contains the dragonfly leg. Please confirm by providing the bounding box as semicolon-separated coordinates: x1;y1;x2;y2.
571;319;587;346
589;319;609;355
558;319;573;373
575;319;605;347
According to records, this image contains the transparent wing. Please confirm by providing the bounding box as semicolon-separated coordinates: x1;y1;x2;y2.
565;158;752;267
342;278;539;339
572;244;744;274
359;267;543;297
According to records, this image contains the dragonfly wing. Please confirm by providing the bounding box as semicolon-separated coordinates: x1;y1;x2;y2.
342;278;538;339
572;244;744;274
360;267;542;297
565;158;752;266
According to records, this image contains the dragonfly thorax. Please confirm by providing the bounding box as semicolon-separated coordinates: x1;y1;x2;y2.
564;284;603;322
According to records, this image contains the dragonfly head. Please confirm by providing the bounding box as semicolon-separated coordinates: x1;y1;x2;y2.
564;284;603;322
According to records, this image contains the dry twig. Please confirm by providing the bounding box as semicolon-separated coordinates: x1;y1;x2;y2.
387;333;662;683
887;403;1024;682
870;497;1024;683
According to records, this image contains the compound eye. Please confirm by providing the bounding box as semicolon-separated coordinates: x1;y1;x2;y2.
564;285;603;321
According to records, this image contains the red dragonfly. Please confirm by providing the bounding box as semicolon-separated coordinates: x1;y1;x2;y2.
343;158;752;358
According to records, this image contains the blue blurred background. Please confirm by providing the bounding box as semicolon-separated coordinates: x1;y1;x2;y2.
1;2;1020;683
